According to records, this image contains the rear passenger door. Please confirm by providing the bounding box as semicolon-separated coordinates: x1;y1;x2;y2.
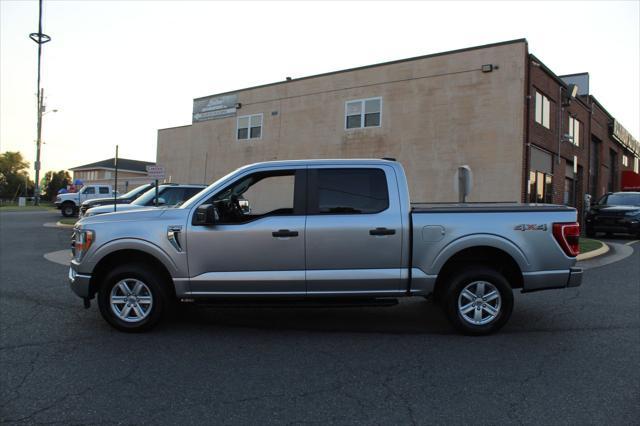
305;166;403;295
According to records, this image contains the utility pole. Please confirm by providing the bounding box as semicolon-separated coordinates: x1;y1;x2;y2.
29;0;51;205
114;146;118;212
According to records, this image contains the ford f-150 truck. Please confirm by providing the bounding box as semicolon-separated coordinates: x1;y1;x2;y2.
69;159;582;335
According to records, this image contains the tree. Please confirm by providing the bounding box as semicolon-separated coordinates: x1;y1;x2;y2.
44;170;72;201
0;151;33;200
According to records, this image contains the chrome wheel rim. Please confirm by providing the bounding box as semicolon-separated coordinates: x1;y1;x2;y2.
110;279;153;323
458;281;501;326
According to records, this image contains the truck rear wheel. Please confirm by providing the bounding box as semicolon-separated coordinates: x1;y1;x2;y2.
61;202;77;217
97;264;170;332
443;265;513;336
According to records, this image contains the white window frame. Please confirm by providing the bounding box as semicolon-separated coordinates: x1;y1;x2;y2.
568;116;580;146
344;97;382;130
622;155;628;167
236;113;263;141
535;90;551;129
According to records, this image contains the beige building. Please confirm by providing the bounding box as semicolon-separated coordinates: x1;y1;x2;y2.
158;40;527;202
70;158;155;193
158;39;638;206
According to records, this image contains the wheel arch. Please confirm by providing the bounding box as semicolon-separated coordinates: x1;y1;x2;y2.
88;248;175;299
432;245;524;303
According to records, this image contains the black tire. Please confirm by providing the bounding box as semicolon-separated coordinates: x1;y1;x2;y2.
61;202;77;217
97;264;171;332
442;265;514;336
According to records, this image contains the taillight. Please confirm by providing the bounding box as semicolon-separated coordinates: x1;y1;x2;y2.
553;222;580;257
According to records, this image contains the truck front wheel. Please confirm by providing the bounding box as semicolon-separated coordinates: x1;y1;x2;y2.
97;264;170;332
443;266;513;336
61;202;77;217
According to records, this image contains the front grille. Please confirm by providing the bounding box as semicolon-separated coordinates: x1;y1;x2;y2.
599;211;626;218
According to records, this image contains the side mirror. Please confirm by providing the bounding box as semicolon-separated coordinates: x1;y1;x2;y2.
192;204;217;226
156;197;167;206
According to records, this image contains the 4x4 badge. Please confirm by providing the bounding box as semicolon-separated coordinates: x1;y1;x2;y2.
514;224;547;231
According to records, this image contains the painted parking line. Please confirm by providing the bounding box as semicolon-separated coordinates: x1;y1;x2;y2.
625;240;639;246
44;249;71;266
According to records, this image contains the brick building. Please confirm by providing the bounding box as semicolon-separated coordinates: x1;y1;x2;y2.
157;39;639;217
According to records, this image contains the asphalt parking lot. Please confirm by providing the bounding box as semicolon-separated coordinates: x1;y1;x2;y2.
1;210;638;425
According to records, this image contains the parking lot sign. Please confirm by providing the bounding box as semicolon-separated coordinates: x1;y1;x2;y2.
146;165;165;180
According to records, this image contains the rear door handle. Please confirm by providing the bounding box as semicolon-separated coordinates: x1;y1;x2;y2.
272;229;299;238
369;227;396;236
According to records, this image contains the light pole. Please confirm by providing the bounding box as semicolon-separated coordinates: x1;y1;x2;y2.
29;0;51;205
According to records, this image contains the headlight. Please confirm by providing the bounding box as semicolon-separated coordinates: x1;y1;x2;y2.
73;229;95;262
55;197;61;203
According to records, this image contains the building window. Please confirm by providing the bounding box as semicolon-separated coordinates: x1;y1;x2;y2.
529;170;553;204
345;97;382;129
104;171;112;179
568;117;580;146
635;157;639;173
622;155;629;167
237;114;263;140
535;91;551;129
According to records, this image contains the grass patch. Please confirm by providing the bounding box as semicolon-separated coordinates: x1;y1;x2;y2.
58;217;78;226
0;201;56;211
579;238;603;254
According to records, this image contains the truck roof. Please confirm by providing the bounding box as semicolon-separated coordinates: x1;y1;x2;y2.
243;158;398;168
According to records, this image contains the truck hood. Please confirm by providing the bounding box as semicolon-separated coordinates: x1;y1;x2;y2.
78;206;167;225
84;203;150;216
589;205;640;214
82;197;130;207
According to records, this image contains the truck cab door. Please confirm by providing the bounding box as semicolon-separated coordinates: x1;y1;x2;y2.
186;168;307;295
80;186;94;203
305;166;404;295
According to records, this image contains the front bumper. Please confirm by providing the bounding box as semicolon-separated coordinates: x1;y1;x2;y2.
68;264;92;299
586;216;640;234
522;267;582;293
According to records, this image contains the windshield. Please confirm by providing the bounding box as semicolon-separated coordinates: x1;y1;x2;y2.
179;166;252;209
132;187;168;206
603;193;640;206
118;184;150;200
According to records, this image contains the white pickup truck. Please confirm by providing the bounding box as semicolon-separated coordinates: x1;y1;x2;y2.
55;184;114;217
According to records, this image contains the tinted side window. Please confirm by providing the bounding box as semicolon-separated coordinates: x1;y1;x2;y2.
315;169;388;214
83;187;95;194
99;187;110;194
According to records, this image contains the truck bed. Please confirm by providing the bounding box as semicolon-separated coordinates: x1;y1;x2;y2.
411;203;576;213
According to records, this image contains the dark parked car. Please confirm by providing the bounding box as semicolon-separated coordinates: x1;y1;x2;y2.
79;183;154;217
585;192;640;237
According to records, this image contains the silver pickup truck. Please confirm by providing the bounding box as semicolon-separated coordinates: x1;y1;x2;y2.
69;159;582;335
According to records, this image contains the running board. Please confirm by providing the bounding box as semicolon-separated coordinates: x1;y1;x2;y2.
187;297;399;309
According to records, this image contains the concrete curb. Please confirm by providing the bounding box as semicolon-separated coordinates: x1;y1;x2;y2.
56;221;76;228
577;242;609;261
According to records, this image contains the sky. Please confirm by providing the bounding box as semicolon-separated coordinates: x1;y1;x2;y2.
1;0;639;177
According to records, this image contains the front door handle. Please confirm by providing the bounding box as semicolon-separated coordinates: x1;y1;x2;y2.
272;229;299;238
369;227;396;236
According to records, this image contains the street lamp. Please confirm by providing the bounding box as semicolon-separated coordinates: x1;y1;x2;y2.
29;0;51;205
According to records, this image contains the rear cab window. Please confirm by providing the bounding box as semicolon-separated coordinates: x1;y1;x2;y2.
309;168;389;214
